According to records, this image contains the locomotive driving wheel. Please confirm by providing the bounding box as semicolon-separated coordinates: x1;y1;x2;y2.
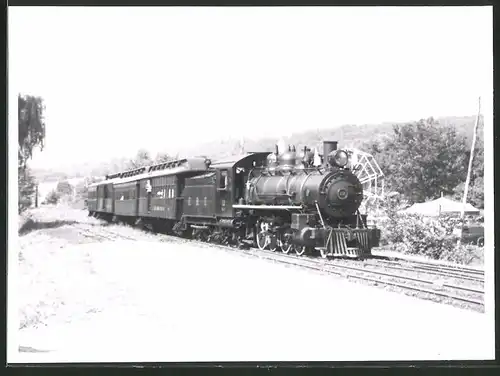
256;230;269;250
294;245;310;256
279;229;293;254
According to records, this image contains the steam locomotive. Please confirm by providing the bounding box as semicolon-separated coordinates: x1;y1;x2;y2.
87;140;381;258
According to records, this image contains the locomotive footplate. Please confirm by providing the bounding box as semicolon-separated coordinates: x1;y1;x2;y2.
294;227;379;257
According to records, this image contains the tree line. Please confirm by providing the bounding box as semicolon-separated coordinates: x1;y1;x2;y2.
362;117;484;208
18;92;484;212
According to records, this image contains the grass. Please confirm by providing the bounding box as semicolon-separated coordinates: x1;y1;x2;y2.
17;206;115;330
16;205;165;332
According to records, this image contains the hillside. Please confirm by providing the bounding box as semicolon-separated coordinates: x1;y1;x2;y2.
178;115;483;160
30;115;482;182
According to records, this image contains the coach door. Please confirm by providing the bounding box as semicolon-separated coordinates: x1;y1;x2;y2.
216;169;232;216
99;185;105;210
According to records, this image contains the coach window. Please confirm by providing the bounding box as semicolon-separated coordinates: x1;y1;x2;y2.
220;170;228;189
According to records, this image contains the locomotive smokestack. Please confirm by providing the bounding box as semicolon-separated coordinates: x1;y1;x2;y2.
323;141;338;167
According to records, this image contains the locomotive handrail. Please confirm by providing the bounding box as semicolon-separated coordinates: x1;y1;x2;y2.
284;173;294;198
255;193;293;198
356;210;367;228
315;201;327;229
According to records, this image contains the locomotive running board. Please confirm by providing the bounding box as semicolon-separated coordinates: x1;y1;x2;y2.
233;204;303;210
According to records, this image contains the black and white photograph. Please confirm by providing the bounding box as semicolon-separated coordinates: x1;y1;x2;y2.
8;6;494;363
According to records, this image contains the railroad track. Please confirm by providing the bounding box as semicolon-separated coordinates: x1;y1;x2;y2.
79;221;485;311
239;248;485;311
78;226;139;242
156;232;486;311
390;258;484;277
365;259;484;283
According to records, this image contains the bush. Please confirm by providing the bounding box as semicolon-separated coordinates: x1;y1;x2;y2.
439;244;483;265
56;180;74;196
18;168;36;213
44;190;61;205
377;208;483;265
381;213;455;258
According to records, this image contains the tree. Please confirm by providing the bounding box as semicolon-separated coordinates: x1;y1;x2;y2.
56;180;74;196
44;190;60;205
18;167;37;213
126;149;153;170
73;176;103;202
453;177;484;209
18;94;46;170
366;118;470;204
154;152;175;164
18;94;46;213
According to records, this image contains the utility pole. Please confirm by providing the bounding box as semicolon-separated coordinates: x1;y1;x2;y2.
35;183;39;208
457;96;481;246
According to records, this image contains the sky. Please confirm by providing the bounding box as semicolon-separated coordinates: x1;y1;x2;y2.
9;6;493;169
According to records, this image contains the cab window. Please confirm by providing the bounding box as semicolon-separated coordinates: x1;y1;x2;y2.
220;170;228;189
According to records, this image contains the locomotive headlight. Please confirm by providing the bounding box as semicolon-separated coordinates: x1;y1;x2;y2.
331;150;349;167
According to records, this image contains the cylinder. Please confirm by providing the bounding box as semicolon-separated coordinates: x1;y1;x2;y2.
323;141;338;167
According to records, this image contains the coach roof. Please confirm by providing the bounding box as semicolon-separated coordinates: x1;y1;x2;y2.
209;152;271;170
89;157;210;187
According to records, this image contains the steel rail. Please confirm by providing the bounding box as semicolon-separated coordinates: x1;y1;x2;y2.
254;248;484;296
243;248;484;306
362;260;484;283
395;259;484;275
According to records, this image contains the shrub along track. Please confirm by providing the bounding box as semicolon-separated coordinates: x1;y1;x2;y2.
78;218;486;313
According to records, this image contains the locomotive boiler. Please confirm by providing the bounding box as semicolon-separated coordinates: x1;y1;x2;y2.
245;143;363;219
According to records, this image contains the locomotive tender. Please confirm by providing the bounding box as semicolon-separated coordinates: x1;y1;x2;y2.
87;141;381;258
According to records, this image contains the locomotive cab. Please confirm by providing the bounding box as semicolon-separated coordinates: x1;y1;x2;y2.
209;152;271;216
